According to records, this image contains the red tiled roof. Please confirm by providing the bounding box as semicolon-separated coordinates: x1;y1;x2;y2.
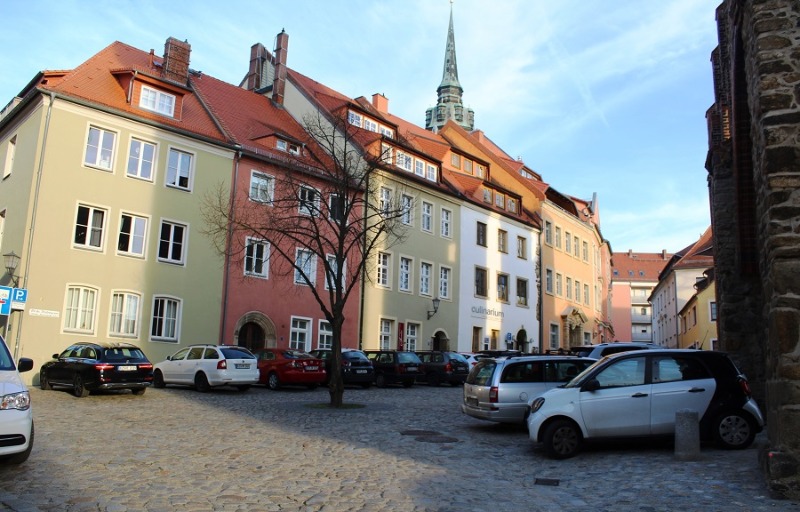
612;251;672;281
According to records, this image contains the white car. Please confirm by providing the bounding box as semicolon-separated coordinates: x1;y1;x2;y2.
459;352;489;370
527;349;765;459
153;345;259;392
0;335;34;464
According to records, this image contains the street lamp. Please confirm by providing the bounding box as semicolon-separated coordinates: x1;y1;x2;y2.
3;251;19;286
427;297;441;320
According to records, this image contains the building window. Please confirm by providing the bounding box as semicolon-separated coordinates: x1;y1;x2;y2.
440;208;452;238
158;220;186;264
549;323;560;350
575;280;581;303
396;151;412;171
426;163;437;181
498;230;508;253
463;159;473;174
439;266;451;300
555;227;562;249
566;277;573;300
421;201;433;233
420;262;432;296
497;273;509;302
475;267;488;297
377;252;391;287
140;86;175;116
166;148;192;190
401;194;413;225
348;111;363;127
3;135;15;179
517;278;528;306
379;187;392;216
250;172;274;203
483;188;492;203
710;301;718;322
574;236;580;257
544;221;552;245
381;143;393;164
451;153;461;169
379;319;393;350
290;317;311;351
330;194;345;222
276;139;300;155
405;323;419;351
324;254;344;291
84;126;116;170
64;285;98;334
556;273;563;296
117;213;147;257
294;249;316;285
399;256;412;292
582;241;589;261
74;205;106;250
477;222;487;247
109;291;140;337
299;186;320;216
584;284;590;306
151;296;181;341
495;192;505;209
245;238;269;278
545;269;554;294
507;198;517;213
127;138;156;181
565;232;572;254
517;236;527;259
318;321;333;349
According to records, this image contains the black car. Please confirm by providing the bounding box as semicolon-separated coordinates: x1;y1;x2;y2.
309;349;374;388
40;341;153;397
415;351;470;386
364;350;422;388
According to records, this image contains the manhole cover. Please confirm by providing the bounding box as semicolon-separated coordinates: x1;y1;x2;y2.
534;478;560;486
415;435;459;444
400;430;440;436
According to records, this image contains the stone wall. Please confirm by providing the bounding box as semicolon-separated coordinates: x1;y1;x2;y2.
707;0;800;499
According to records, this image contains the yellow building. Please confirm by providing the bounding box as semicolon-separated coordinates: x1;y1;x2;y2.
678;270;718;350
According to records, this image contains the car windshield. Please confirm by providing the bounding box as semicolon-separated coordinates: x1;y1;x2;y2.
103;347;148;362
220;347;255;360
283;350;313;359
448;352;468;363
397;352;420;363
568;347;594;358
466;360;496;386
0;336;14;370
343;351;368;361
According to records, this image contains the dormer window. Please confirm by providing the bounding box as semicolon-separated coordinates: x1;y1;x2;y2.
348;111;363;128
277;139;300;155
495;192;505;209
451;154;461;169
476;164;486;179
364;119;378;132
483;188;492;203
140;86;175;117
379;126;394;139
463;159;473;174
507;198;518;213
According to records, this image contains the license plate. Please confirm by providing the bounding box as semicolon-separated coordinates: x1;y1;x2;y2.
306;366;318;371
117;365;137;371
406;366;418;372
356;369;367;374
467;397;478;406
235;364;250;369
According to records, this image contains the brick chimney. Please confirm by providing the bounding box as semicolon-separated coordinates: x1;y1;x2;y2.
162;37;191;85
272;30;289;105
372;93;389;113
247;43;267;91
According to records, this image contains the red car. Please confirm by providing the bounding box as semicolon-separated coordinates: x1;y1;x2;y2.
253;348;326;390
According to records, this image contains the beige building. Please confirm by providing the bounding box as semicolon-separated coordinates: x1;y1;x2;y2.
677;270;717;350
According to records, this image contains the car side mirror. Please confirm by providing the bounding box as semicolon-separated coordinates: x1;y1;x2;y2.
583;379;601;392
17;358;33;373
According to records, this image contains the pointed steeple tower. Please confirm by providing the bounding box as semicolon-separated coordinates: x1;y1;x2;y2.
425;1;475;133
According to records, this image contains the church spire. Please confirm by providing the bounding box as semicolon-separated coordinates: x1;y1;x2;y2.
425;1;474;133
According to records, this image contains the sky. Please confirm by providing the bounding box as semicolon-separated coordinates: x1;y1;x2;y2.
0;0;719;253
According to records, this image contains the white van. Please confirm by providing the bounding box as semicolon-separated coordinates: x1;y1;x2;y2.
0;335;33;464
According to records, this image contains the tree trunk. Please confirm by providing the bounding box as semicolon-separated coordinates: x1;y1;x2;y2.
328;315;345;407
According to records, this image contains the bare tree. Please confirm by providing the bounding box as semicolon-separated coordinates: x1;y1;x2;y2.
202;110;411;407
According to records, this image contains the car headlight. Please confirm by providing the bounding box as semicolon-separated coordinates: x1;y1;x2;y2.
1;391;30;411
529;397;545;414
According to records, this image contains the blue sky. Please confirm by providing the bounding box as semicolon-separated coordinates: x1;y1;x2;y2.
1;0;718;253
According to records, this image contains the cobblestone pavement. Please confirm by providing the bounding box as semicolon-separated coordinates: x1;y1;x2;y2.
0;384;796;512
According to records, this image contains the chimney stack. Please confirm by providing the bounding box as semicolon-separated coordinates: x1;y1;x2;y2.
247;43;267;91
272;30;289;105
372;93;389;113
162;37;191;85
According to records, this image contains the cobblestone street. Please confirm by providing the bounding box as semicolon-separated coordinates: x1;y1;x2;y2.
0;384;794;511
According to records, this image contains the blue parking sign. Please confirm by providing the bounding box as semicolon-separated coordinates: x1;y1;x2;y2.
0;286;11;316
11;288;27;311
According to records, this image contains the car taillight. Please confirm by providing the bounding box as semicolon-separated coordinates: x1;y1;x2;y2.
489;386;498;403
217;360;227;370
739;376;752;397
342;361;351;367
444;362;452;373
139;363;153;370
94;364;114;371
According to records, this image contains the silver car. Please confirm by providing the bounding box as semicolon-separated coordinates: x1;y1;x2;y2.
461;355;595;424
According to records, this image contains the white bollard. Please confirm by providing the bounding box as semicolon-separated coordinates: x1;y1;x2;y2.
674;409;701;461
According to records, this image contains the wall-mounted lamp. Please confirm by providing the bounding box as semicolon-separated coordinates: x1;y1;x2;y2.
3;251;20;287
427;297;441;320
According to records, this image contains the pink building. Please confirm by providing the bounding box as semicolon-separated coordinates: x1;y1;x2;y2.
610;250;671;342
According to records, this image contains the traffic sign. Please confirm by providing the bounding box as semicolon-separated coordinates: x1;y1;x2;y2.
0;286;10;316
11;288;27;311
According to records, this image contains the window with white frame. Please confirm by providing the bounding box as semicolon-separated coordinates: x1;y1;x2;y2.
85;126;116;170
549;323;560;350
451;153;461;169
298;186;319;216
399;256;412;292
545;269;554;294
420;262;432;296
245;238;269;278
158;220;186;264
517;278;528;306
555;227;562;249
166;148;192;190
575;280;581;303
379;319;393;350
710;301;718;322
507;198;517;213
396;151;412;172
426;163;437;181
379;187;392;216
401;194;413;225
582;241;589;261
127;138;156;180
544;221;553;245
463;159;473;174
151;296;181;341
381;143;393;164
325;254;345;291
495;192;504;209
250;171;274;203
318;321;333;349
2;135;15;179
74;204;106;250
63;285;97;334
475;164;486;178
276;139;300;155
565;232;572;254
290;317;311;350
380;126;394;138
573;236;580;257
475;267;488;297
140;85;175;116
439;266;451;300
497;273;509;302
556;273;563;296
414;159;424;177
109;291;140;337
294;249;316;285
348;111;363;127
363;118;378;132
498;229;507;253
483;188;492;203
405;322;419;351
377;252;391;287
440;208;452;238
584;284;590;306
566;277;573;300
517;236;527;259
117;213;147;257
583;332;592;345
421;201;433;232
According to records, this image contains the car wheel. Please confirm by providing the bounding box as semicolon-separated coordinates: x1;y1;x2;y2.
306;383;319;390
267;372;281;391
361;382;371;389
73;374;89;398
153;370;166;389
39;373;52;391
402;380;414;388
131;387;146;396
542;419;582;459
6;421;33;465
427;373;441;387
714;411;755;449
375;373;387;388
194;372;211;393
236;385;251;392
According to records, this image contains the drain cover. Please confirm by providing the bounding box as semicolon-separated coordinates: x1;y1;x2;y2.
534;478;560;486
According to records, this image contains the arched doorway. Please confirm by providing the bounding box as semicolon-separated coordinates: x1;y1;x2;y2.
233;312;277;351
431;330;450;351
